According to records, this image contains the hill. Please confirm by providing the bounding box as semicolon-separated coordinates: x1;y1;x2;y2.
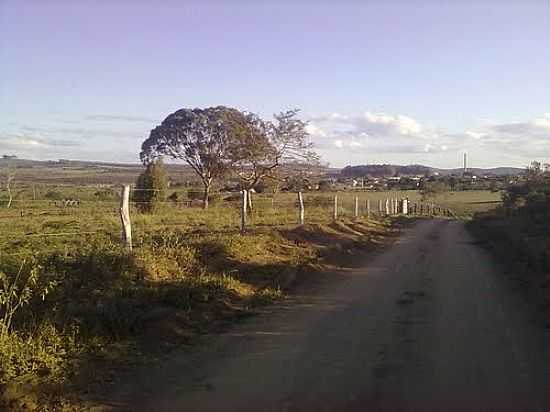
340;164;524;178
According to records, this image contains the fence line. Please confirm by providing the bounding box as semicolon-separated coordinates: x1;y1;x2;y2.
1;187;457;254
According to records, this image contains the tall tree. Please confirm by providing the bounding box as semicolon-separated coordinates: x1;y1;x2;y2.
140;106;242;209
229;109;318;200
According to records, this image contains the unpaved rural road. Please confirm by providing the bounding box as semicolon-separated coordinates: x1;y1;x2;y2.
105;220;550;411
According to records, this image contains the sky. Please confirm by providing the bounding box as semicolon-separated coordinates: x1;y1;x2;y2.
1;0;549;169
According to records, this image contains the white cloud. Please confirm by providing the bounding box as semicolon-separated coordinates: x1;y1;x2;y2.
305;111;550;167
307;111;441;159
356;112;423;136
465;131;486;140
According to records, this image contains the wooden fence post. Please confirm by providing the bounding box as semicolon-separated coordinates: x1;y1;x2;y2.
378;199;383;215
298;191;305;225
366;199;371;219
120;185;132;251
385;198;390;216
240;190;247;234
333;195;338;221
402;199;408;215
354;196;359;219
390;198;394;215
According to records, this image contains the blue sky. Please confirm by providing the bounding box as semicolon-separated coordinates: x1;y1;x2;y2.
1;0;549;168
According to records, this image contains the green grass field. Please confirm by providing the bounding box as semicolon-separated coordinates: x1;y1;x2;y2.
0;188;502;260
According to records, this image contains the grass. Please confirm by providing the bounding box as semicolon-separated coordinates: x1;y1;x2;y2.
0;185;502;410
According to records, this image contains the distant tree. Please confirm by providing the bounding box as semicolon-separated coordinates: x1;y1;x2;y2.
140;106;242;209
135;159;168;213
526;161;544;182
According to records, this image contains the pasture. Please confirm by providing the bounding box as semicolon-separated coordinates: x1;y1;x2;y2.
0;186;502;260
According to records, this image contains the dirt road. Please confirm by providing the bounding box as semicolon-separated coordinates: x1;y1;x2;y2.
104;220;550;411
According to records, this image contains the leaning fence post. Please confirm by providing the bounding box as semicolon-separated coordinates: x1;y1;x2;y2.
354;196;359;219
385;198;390;216
240;190;247;234
298;191;305;225
366;199;371;219
120;185;132;251
333;195;338;221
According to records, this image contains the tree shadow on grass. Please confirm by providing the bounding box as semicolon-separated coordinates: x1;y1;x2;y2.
1;243;277;409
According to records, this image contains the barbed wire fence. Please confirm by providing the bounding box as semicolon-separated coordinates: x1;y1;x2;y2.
0;184;455;255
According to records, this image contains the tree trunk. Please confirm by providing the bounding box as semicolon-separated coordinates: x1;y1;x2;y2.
203;183;210;210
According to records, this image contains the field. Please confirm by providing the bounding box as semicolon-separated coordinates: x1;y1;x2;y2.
0;176;502;409
0;185;501;256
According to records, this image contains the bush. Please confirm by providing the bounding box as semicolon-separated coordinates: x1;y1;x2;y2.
134;159;168;213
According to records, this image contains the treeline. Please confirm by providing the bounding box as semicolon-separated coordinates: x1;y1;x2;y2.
341;164;432;178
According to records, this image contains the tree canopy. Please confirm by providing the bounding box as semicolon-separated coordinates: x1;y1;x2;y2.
140;106;244;209
228;109;318;192
140;106;319;208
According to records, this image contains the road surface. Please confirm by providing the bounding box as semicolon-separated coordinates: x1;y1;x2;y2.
105;220;550;411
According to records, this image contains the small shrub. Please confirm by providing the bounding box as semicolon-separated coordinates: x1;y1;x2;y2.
135;159;168;213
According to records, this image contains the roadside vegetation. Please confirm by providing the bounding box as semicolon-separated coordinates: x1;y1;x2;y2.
468;161;550;324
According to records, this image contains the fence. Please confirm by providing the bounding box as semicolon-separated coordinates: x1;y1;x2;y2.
0;185;455;255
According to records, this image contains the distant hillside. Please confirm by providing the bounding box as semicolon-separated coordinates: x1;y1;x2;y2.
0;158;199;185
340;164;524;178
0;158;331;186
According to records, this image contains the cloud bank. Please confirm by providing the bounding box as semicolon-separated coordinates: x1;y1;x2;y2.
306;112;550;168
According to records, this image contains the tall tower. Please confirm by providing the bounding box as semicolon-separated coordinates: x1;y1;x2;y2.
463;153;467;174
